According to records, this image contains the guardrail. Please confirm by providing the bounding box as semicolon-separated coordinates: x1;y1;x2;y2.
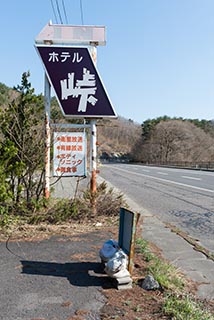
100;159;214;170
144;161;214;170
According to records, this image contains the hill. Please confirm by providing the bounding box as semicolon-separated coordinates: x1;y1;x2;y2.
1;80;214;165
96;117;141;160
133;117;214;166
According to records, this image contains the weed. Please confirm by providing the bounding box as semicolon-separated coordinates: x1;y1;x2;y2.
163;293;214;320
135;238;214;319
28;198;81;224
0;205;19;228
135;238;155;261
133;305;143;313
148;257;184;291
123;300;132;306
81;181;126;217
136;237;184;291
26;181;126;224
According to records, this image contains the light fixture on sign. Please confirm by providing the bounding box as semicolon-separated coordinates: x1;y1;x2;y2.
35;21;106;46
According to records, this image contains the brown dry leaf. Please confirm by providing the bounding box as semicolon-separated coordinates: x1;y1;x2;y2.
75;309;89;316
67;316;84;320
61;301;73;307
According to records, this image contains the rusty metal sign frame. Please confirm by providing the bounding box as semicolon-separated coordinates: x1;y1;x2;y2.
36;22;116;201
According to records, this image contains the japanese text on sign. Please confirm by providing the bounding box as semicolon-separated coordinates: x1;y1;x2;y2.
36;46;117;117
49;51;83;63
60;68;97;112
48;51;98;112
48;50;97;113
53;132;86;177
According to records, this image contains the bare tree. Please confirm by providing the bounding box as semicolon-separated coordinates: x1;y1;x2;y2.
131;119;214;164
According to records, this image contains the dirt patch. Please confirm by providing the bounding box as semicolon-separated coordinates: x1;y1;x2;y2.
100;247;206;320
0;216;119;242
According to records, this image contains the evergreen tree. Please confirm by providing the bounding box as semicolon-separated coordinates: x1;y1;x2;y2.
0;72;45;210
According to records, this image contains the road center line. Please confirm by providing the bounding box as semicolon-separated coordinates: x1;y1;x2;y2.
158;172;168;175
182;176;202;181
108;166;214;194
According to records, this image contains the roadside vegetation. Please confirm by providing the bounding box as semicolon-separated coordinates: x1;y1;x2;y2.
0;72;45;227
134;238;214;320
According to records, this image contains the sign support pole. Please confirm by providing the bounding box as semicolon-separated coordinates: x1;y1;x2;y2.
90;119;97;212
44;73;51;199
89;46;97;213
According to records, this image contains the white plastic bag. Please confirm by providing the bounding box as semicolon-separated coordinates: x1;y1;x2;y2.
99;239;119;263
105;250;128;274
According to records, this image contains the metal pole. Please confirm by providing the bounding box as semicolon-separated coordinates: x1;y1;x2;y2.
128;212;140;275
44;73;51;199
89;46;98;213
90;118;97;193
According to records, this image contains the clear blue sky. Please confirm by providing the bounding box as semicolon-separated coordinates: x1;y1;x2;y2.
1;0;214;123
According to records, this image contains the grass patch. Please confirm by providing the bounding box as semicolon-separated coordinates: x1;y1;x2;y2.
135;238;155;262
135;237;185;291
147;257;184;291
135;237;214;319
163;293;214;320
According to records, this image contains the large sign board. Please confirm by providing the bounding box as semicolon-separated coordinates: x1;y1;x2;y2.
53;132;87;176
36;45;117;118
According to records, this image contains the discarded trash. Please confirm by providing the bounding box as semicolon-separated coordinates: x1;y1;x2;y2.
105;250;128;274
99;239;132;289
99;239;120;263
95;222;103;227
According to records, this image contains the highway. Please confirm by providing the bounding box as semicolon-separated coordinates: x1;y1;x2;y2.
99;163;214;253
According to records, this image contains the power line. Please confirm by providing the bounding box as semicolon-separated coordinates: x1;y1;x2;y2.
62;0;69;24
80;0;84;25
51;0;84;25
50;0;59;23
55;0;63;24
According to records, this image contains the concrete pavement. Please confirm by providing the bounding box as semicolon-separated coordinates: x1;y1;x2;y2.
142;214;214;300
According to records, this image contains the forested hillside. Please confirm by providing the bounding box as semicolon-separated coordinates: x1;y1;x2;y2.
1;80;214;167
96;117;141;160
132;116;214;166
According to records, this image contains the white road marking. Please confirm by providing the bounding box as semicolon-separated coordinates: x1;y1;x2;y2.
182;176;202;181
158;172;168;175
108;165;214;194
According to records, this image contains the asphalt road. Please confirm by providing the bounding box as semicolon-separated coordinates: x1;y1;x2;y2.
0;231;114;320
99;163;214;253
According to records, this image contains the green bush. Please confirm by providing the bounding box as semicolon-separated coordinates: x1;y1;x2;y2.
0;205;19;228
27;181;126;224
